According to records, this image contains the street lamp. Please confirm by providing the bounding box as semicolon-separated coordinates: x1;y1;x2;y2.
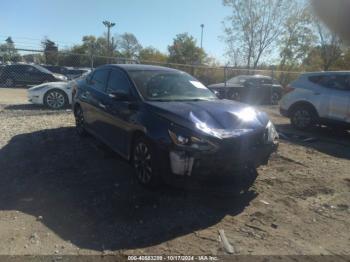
200;24;204;49
102;20;116;58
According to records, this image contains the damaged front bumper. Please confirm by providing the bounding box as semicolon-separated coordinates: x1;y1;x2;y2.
169;140;278;177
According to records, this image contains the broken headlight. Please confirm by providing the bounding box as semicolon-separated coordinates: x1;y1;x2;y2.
168;129;217;151
265;121;279;144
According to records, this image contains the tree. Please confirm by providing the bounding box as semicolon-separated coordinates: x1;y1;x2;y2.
168;33;206;65
222;0;294;69
42;38;58;65
0;36;21;63
279;5;316;71
315;21;343;71
118;33;142;59
138;46;168;63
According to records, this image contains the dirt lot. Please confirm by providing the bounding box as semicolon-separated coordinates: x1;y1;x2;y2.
0;88;349;257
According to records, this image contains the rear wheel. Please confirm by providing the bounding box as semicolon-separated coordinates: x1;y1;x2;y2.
290;105;317;130
270;92;280;105
132;137;161;188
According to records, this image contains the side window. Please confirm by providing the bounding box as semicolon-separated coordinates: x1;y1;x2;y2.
333;75;350;91
106;69;131;95
26;66;39;73
91;69;109;92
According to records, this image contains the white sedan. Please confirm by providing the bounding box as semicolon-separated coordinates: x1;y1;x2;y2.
28;81;73;109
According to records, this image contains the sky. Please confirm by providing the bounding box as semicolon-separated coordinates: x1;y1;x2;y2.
0;0;231;62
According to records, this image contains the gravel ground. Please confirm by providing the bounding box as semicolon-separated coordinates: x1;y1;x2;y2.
0;88;349;257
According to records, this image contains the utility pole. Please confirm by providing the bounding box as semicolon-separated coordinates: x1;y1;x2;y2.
102;20;116;58
200;24;204;49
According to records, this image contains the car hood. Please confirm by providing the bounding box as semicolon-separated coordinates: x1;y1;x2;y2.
208;83;242;88
28;81;69;91
146;99;269;139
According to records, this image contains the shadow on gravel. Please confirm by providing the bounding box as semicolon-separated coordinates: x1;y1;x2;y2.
0;127;256;251
276;123;350;160
4;104;71;111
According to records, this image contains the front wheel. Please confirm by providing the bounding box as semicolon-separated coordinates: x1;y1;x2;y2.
270;92;280;105
74;105;87;136
4;78;15;88
44;89;68;109
132;137;161;188
290;106;317;130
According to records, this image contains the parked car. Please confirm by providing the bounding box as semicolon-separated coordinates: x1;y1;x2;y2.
72;64;278;188
0;64;67;87
280;71;350;130
208;75;283;105
42;65;68;75
28;81;72;109
65;68;90;80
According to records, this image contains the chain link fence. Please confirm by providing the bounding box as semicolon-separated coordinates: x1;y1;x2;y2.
0;47;301;89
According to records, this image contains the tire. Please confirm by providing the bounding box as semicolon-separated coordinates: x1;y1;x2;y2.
44;89;68;109
4;78;14;88
132;137;161;188
229;90;241;101
74;105;87;136
290;105;317;130
270;92;280;105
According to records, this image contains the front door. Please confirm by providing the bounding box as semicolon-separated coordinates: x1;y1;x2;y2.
102;68;136;156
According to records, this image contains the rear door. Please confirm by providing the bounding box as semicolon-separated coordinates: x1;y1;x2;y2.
325;74;350;123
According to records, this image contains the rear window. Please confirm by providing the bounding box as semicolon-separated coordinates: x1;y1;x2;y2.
309;74;350;90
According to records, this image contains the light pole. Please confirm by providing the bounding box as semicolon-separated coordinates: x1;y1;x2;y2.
200;24;204;49
102;20;116;58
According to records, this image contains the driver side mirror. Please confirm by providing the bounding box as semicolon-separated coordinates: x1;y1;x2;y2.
108;91;130;101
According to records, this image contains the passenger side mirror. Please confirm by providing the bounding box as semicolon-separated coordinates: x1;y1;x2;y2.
109;91;130;101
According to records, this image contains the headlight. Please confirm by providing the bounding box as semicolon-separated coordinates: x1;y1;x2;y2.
168;130;217;151
265;121;279;143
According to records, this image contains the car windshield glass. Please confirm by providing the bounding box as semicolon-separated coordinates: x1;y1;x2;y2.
228;76;249;84
33;64;53;74
129;70;217;101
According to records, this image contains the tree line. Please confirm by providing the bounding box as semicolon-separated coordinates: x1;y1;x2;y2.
1;0;349;84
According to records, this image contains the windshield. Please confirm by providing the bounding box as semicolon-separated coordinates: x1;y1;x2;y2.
33;64;54;74
228;76;249;84
129;70;217;101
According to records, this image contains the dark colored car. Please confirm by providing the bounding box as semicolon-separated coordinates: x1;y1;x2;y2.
0;64;67;87
73;65;278;188
208;75;283;105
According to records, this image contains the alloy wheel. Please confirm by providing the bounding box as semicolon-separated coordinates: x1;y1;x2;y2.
133;142;153;184
46;91;66;109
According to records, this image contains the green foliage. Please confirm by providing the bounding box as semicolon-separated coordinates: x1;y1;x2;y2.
41;38;58;65
118;33;142;59
168;33;207;65
0;36;21;63
139;46;168;63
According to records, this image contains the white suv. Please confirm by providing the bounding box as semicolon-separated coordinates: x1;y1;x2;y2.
280;71;350;130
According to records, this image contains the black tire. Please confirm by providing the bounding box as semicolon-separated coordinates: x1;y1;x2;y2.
74;105;87;136
44;89;68;109
270;92;280;105
132;137;161;188
4;78;15;88
229;90;241;101
290;105;317;130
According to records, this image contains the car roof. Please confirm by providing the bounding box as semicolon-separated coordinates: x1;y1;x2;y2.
233;74;272;79
102;64;181;73
301;71;350;77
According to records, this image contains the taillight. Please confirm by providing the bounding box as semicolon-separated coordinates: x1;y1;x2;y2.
284;85;295;94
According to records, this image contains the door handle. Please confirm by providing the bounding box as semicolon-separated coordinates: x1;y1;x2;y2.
314;92;321;95
98;102;107;109
81;91;90;99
